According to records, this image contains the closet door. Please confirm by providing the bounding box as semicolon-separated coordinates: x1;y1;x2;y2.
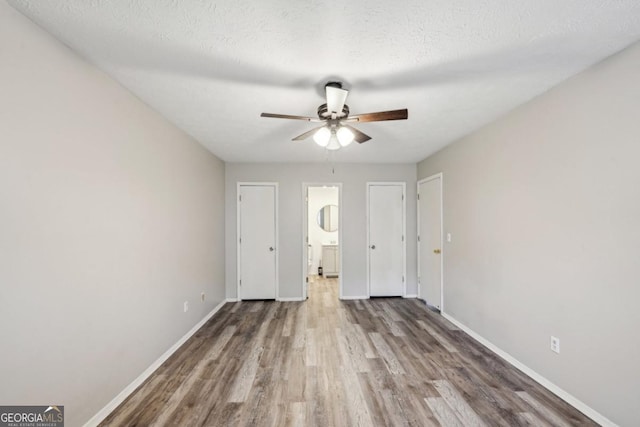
368;183;405;297
418;175;443;309
238;184;277;299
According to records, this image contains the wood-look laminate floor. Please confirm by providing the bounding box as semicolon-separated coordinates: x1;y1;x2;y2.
101;278;597;426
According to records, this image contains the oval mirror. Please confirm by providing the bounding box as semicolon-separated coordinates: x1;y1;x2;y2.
317;204;338;232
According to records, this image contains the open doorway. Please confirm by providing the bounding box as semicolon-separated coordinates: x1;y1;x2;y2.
303;183;342;300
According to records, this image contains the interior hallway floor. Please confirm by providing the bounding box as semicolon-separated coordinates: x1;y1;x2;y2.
101;277;596;426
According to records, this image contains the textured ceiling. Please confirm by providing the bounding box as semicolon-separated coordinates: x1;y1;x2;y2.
8;0;640;163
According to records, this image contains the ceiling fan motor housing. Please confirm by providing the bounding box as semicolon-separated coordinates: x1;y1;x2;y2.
317;103;349;119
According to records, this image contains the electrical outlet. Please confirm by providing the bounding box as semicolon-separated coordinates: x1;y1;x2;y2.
550;336;560;353
183;301;189;313
201;292;205;302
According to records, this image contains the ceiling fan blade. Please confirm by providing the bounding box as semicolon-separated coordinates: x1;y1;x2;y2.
326;86;349;114
292;126;325;141
350;108;408;122
343;125;372;144
261;112;322;122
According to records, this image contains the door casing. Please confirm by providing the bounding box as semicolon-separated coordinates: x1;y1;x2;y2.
301;182;343;300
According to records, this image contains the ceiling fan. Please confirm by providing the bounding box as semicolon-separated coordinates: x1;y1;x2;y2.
260;82;408;150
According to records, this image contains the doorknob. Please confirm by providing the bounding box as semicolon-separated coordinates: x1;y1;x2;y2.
269;247;275;252
370;245;376;249
433;249;441;254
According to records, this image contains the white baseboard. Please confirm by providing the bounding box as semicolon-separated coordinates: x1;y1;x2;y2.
340;295;369;300
228;297;304;302
441;312;616;427
404;294;418;298
83;299;227;427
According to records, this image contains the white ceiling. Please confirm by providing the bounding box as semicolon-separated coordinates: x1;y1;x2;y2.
8;0;640;163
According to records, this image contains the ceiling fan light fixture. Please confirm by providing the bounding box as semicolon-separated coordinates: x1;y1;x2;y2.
336;126;354;146
261;81;408;151
313;127;331;147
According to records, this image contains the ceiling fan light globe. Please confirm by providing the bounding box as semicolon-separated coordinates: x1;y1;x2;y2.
326;136;341;151
313;127;331;147
337;127;354;146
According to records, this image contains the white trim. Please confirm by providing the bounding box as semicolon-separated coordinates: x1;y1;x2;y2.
237;182;279;301
236;182;241;301
404;294;418;298
402;182;407;298
417;173;444;311
277;297;305;302
275;184;280;300
338;185;343;300
441;313;616;427
340;295;370;300
301;183;307;300
226;298;239;303
366;182;407;298
366;183;370;297
302;182;343;300
83;299;227;427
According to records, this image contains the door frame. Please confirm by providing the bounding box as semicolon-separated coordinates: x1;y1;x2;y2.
366;182;406;298
237;182;279;301
301;182;343;300
417;173;444;311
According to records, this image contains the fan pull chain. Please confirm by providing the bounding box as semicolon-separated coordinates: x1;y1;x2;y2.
324;149;336;174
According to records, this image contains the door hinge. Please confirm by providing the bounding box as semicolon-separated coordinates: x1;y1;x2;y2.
306;277;309;283
417;235;420;242
239;195;242;202
402;194;404;201
417;193;420;200
402;276;405;283
239;237;242;243
306;236;309;243
239;279;242;286
402;235;404;242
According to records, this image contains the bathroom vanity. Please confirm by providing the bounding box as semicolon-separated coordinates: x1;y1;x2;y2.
321;244;339;278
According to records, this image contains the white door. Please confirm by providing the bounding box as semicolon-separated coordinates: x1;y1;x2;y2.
418;175;442;309
368;183;405;296
238;184;277;299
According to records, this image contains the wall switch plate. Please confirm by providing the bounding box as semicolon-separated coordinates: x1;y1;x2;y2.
550;336;560;353
184;301;189;312
446;233;452;243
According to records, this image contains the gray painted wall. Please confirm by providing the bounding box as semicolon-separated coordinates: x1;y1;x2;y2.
225;163;417;299
0;4;226;426
417;41;640;426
